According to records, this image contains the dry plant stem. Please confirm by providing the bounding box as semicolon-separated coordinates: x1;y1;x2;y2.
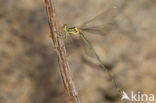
44;0;79;103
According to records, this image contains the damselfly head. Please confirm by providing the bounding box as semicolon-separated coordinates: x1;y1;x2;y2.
61;24;68;33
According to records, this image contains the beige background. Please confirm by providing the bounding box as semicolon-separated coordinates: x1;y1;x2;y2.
0;0;156;103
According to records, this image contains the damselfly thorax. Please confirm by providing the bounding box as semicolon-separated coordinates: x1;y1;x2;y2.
62;24;82;36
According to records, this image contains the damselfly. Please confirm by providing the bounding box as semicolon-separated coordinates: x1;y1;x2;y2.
61;0;126;96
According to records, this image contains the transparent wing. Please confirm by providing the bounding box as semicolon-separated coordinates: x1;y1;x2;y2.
79;0;126;36
79;23;116;36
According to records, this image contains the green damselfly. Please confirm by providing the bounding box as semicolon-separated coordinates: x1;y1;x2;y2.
61;0;126;97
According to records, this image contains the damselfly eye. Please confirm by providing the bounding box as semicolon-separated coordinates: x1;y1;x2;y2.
61;24;68;32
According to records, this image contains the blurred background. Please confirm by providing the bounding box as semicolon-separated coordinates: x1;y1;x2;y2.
0;0;156;103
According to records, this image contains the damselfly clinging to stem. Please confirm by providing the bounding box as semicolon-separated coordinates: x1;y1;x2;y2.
60;0;127;97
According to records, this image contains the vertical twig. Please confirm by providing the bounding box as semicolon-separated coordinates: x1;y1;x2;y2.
44;0;79;103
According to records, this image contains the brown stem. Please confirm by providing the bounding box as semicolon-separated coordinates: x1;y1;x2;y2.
44;0;80;103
